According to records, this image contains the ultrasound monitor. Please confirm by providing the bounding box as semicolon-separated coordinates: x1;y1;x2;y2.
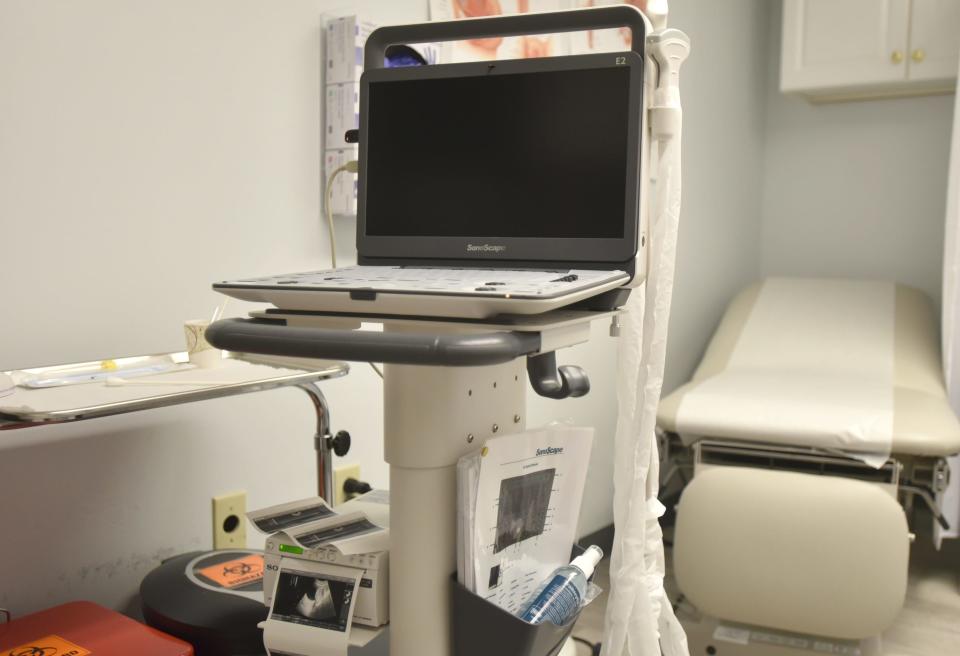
356;52;644;265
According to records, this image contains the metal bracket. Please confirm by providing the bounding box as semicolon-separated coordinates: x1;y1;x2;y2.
297;381;336;502
933;458;951;493
901;483;951;531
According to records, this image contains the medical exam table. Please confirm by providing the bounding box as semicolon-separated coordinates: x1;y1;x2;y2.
658;277;960;650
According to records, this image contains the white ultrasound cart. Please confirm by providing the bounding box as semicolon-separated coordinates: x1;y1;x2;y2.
208;7;655;656
208;308;613;656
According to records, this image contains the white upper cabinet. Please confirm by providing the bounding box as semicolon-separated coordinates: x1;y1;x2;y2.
781;0;910;92
781;0;960;100
909;0;960;82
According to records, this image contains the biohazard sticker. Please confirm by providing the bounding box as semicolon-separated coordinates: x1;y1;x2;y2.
197;553;264;589
5;634;91;656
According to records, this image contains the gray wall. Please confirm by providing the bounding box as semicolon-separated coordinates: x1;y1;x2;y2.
0;0;770;617
760;2;956;302
662;0;770;392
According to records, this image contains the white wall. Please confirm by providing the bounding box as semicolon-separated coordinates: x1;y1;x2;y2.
0;0;769;617
0;0;425;617
760;2;956;302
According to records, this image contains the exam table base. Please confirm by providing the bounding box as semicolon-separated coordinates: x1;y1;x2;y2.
679;617;880;656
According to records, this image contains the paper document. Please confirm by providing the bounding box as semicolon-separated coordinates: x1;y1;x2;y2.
286;513;388;554
458;425;593;614
248;497;337;534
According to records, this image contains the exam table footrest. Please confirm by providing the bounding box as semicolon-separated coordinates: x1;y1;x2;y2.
674;467;910;641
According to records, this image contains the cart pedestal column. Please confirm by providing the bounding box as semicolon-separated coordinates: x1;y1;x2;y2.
384;346;527;656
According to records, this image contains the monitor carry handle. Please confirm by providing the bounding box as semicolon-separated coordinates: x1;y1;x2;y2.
363;4;647;71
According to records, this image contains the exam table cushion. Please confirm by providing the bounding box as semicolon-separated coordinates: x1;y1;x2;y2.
675;467;909;640
658;278;960;458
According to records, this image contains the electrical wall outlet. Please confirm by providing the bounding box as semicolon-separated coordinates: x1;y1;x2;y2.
212;490;247;549
333;464;360;506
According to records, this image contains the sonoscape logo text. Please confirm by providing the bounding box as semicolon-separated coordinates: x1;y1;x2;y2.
467;244;506;253
536;446;564;456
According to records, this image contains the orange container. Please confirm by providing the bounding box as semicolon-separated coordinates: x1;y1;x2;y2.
0;601;193;656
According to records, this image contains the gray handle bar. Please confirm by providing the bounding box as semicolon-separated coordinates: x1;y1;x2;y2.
364;5;647;70
206;318;591;398
206;318;541;367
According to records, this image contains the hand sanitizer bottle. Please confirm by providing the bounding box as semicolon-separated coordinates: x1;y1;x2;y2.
518;545;603;625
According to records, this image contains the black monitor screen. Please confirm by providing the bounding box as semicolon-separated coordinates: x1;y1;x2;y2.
363;66;631;239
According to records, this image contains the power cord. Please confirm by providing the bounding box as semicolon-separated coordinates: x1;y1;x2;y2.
323;159;359;269
343;477;373;501
572;636;601;656
324;160;382;378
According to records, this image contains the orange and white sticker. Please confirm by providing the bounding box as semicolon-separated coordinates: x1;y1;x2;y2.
5;634;91;656
197;553;264;589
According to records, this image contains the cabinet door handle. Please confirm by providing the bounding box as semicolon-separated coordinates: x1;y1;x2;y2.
891;49;904;64
912;48;926;63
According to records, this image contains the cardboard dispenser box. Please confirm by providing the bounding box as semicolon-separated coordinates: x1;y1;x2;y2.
326;83;359;150
324;147;358;216
325;15;377;85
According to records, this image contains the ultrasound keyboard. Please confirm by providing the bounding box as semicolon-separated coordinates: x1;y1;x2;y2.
217;266;628;299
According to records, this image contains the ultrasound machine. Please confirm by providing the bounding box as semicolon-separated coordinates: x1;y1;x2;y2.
206;6;688;656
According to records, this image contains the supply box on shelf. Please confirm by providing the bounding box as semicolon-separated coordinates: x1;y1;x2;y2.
326;15;377;85
326;83;360;150
323;14;375;217
324;147;359;216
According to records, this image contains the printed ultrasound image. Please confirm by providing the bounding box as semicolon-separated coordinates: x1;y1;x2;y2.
271;570;355;632
494;468;556;553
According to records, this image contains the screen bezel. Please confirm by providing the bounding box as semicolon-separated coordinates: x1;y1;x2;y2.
356;52;643;265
